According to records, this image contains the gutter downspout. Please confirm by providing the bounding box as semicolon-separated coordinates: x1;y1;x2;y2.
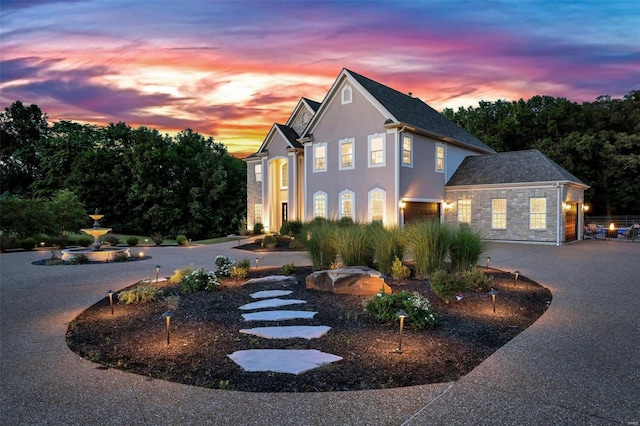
556;182;561;246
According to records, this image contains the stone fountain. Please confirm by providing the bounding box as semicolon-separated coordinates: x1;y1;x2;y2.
61;210;130;262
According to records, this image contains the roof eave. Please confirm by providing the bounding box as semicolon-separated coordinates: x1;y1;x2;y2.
385;121;494;154
446;180;590;190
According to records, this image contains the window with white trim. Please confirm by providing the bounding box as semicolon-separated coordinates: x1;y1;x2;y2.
341;85;352;104
435;143;444;172
254;164;262;182
254;203;262;224
530;197;546;229
314;192;327;218
339;138;354;170
402;135;413;166
458;199;471;223
368;188;385;222
313;143;327;172
339;190;354;219
368;134;385;167
280;162;287;189
491;198;507;229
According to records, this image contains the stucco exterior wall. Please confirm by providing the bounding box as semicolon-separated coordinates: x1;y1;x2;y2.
304;80;396;223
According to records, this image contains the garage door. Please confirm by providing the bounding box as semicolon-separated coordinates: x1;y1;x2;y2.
404;202;440;224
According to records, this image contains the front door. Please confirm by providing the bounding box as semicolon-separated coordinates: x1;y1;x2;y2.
564;203;578;242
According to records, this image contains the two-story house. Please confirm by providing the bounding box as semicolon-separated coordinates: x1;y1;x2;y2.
245;68;587;245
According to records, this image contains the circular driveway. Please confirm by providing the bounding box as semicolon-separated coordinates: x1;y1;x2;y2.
1;240;638;425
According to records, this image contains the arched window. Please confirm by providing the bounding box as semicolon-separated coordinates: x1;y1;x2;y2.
341;85;352;105
314;191;327;218
280;162;288;189
368;188;386;222
339;190;354;219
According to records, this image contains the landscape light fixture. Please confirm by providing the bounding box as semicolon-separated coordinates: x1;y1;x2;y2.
255;257;259;269
107;290;114;315
489;288;498;313
396;310;408;354
162;311;173;345
486;257;491;269
138;251;144;259
155;265;160;283
514;271;520;287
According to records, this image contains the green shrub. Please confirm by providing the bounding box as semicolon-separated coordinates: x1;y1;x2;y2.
118;285;164;304
215;255;235;276
281;262;298;275
126;236;139;246
390;256;410;280
180;267;220;292
102;234;120;246
230;266;249;280
112;252;130;262
369;224;406;274
77;236;93;247
463;268;494;292
406;220;452;278
69;254;89;264
253;222;264;235
288;220;304;237
176;234;188;246
18;237;36;250
279;221;291;236
50;235;68;249
261;235;278;248
430;270;466;301
331;222;374;267
363;291;438;329
289;239;305;250
163;294;181;311
150;232;164;246
302;218;338;270
450;223;486;272
170;264;195;285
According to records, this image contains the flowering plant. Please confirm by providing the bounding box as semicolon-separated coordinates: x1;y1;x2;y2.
180;267;220;292
215;255;236;276
363;290;438;329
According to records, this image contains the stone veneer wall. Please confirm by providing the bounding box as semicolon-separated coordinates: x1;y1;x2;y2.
246;159;263;230
444;185;582;243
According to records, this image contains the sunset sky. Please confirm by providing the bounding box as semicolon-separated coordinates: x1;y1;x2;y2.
1;0;638;157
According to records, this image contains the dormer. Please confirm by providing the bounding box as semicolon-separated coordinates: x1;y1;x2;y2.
287;97;321;136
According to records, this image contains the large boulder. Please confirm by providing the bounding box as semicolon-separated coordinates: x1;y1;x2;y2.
305;266;391;296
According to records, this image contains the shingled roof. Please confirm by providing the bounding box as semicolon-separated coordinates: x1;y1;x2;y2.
346;69;495;154
302;97;321;112
446;149;587;187
275;124;302;148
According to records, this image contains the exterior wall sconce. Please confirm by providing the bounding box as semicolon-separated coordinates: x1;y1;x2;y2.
396;310;408;354
399;200;406;210
563;203;571;211
443;201;453;210
582;204;590;212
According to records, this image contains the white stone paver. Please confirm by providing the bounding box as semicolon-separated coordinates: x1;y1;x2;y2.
240;325;331;340
250;290;293;299
227;349;343;374
243;276;296;286
242;310;317;321
238;298;307;310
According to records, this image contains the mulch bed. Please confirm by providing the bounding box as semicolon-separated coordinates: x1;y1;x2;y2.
66;266;551;392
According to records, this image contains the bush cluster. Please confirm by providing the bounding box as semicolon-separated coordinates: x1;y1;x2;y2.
215;255;235;276
176;235;188;246
363;291;438;329
118;285;164;304
180;268;220;292
260;235;278;248
253;222;264;235
390;256;410;280
230;258;250;280
281;262;298;275
429;268;494;300
126;236;139;246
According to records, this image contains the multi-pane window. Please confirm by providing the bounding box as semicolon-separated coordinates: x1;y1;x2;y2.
254;203;262;224
530;198;547;229
436;144;444;172
280;162;287;189
254;164;262;182
491;198;507;229
369;188;385;222
314;192;327;218
314;143;326;172
368;134;385;167
339;138;354;169
340;190;354;219
458;199;471;223
402;135;412;166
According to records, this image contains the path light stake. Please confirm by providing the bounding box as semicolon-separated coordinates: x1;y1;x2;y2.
107;290;114;315
514;271;520;287
138;251;144;259
396;310;408;354
155;265;160;283
486;256;491;269
255;257;259;269
162;311;173;345
489;288;498;313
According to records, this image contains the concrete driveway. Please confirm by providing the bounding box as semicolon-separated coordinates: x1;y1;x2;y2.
1;240;638;425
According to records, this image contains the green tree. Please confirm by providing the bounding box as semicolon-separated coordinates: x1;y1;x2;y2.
48;189;87;235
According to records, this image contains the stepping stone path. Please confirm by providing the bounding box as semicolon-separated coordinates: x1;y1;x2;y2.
227;277;343;375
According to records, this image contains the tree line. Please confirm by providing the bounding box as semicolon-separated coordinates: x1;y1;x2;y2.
443;91;640;216
1;101;246;242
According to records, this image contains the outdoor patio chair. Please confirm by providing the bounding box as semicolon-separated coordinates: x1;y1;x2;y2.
584;223;599;239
